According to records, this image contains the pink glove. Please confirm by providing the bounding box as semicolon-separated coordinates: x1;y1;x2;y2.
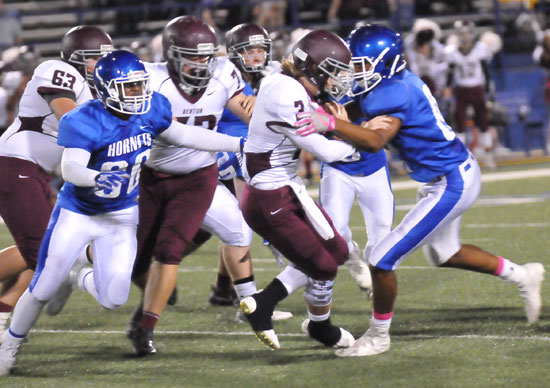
294;106;336;136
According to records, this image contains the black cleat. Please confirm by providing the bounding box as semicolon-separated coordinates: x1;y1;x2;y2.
208;285;238;306
126;305;143;340
239;294;279;350
167;286;178;306
131;326;156;356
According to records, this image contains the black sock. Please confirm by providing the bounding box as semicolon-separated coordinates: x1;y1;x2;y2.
307;318;342;347
257;278;288;309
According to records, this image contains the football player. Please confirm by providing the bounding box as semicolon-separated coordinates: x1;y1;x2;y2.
238;29;389;350
0;25;113;341
126;16;261;356
209;22;281;305
0;50;243;376
295;24;545;357
444;20;495;167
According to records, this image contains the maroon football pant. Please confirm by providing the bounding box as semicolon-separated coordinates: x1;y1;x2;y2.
241;184;348;281
453;85;488;134
132;164;218;279
0;156;54;269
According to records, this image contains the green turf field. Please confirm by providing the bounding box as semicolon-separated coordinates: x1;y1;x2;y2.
0;164;549;387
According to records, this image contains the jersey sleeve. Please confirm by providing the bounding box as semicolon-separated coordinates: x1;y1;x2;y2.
33;61;85;102
57;105;99;152
146;92;174;134
220;59;245;99
364;81;409;121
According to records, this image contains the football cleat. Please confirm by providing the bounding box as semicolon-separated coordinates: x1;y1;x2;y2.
301;318;355;348
126;305;143;340
335;322;390;357
0;334;22;376
130;326;156;356
346;241;373;294
517;262;545;324
239;296;279;350
208;285;238;306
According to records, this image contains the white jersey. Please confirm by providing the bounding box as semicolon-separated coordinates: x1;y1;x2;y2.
0;87;8;128
0;60;92;173
145;57;244;174
445;41;492;88
244;72;355;189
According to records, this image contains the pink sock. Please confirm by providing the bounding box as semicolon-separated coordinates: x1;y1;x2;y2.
372;311;393;328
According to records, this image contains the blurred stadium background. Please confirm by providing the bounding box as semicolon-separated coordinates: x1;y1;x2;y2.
1;0;550;175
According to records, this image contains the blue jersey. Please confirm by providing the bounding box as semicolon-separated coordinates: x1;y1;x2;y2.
326;95;388;176
216;79;254;180
217;80;254;138
56;92;173;215
358;70;468;182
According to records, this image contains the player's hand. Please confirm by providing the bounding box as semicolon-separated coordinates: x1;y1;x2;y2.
360;115;393;131
240;95;256;118
323;101;349;122
94;170;130;193
217;151;240;180
294;106;336;136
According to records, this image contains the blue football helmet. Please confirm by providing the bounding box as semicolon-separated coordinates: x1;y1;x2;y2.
93;50;152;115
347;24;407;96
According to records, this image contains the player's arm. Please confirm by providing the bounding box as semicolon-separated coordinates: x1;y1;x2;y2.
159;119;242;152
61;147;130;191
332;116;401;153
226;92;253;124
49;97;78;120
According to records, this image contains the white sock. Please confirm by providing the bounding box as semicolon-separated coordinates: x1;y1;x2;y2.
308;311;330;322
276;264;308;295
495;256;526;284
76;267;100;302
9;289;46;338
234;280;257;299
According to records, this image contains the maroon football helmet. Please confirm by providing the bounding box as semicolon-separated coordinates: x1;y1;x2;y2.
162;16;219;93
60;25;113;88
290;29;352;101
226;23;272;73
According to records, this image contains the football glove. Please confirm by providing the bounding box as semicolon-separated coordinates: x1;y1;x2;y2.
295;106;336;136
94;170;130;193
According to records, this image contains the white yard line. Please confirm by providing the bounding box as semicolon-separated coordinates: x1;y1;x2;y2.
30;328;550;342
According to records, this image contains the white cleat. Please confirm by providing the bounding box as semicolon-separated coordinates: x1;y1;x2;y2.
335;328;355;348
335;324;390;357
0;335;22;376
239;296;280;350
346;241;373;293
517;263;545;324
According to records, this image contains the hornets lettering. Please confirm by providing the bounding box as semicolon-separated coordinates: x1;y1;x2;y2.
107;133;152;157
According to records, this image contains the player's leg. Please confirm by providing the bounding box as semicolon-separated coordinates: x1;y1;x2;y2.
240;184;349;349
131;165;218;356
200;184;257;302
337;158;478;357
453;87;469;145
320;165;373;290
0;205;91;375
301;278;355;348
424;159;544;323
0;270;33;343
354;166;395;293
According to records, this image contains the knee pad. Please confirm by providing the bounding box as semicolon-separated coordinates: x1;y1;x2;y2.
303;278;334;307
